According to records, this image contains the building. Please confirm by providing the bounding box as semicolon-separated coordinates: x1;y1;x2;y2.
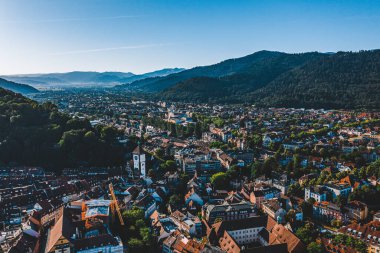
250;187;282;208
30;199;65;228
208;216;305;253
202;201;255;225
339;221;380;253
261;199;287;224
344;200;368;221
134;194;157;218
170;210;202;236
304;186;327;202
324;183;352;199
133;145;146;178
162;230;205;253
313;201;346;222
182;158;221;175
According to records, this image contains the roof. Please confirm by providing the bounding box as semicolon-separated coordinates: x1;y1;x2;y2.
212;216;273;236
205;201;253;214
338;221;380;245
74;234;119;251
133;145;144;154
269;224;306;253
135;194;155;209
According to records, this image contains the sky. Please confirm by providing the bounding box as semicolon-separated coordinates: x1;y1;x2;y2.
1;0;380;75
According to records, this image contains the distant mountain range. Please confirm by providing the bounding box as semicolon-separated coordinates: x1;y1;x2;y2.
0;78;39;94
2;50;380;109
117;50;380;109
1;68;185;89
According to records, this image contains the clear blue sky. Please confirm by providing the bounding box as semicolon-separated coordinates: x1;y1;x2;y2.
1;0;379;75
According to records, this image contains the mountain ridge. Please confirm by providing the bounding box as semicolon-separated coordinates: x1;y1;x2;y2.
1;68;185;88
117;50;380;109
0;77;39;94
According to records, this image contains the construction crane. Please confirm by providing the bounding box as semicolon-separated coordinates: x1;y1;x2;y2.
109;183;125;226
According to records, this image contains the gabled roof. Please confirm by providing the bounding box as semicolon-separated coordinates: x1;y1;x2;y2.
133;145;144;154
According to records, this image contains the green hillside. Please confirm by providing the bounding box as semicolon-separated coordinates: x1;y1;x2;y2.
0;88;124;169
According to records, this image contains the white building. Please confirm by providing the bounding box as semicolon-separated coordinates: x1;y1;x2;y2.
133;145;146;178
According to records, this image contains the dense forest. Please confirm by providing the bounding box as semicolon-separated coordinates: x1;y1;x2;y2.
121;50;380;109
0;77;39;94
0;88;125;170
120;50;318;91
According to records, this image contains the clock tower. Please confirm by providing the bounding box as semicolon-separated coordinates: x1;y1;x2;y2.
132;145;146;178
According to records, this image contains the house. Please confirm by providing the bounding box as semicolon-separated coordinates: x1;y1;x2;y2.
134;194;157;218
202;201;255;225
250;187;282;208
261;199;287;224
74;234;123;253
208;216;305;253
162;230;205;253
150;211;178;243
340;175;361;190
304;186;327;202
320;237;357;253
313;201;346;222
184;190;204;211
338;221;380;253
30;199;64;228
324;183;351;199
170;210;202;236
283;142;304;151
43;214;74;253
344;200;368;221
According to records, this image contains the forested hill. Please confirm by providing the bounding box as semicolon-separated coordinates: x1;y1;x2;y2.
0;88;124;170
119;50;307;91
251;50;380;109
0;77;39;94
158;50;380;109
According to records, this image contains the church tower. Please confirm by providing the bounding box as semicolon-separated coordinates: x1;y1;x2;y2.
132;145;146;178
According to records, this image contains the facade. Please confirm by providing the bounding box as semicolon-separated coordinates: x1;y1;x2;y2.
135;194;157;218
304;186;327;202
313;201;346;222
30;199;65;228
261;199;287;224
202;201;255;225
250;187;281;208
324;183;352;199
339;221;380;253
182;158;221;175
133;146;146;178
210;216;305;253
344;200;368;221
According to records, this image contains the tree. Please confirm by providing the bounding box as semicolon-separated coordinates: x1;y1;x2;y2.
285;209;296;223
307;242;324;253
262;157;278;177
169;194;182;207
123;207;144;223
336;195;347;207
154;148;165;159
296;223;318;245
288;182;302;197
160;160;177;172
250;161;263;179
128;238;144;253
210;172;228;190
195;122;202;139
